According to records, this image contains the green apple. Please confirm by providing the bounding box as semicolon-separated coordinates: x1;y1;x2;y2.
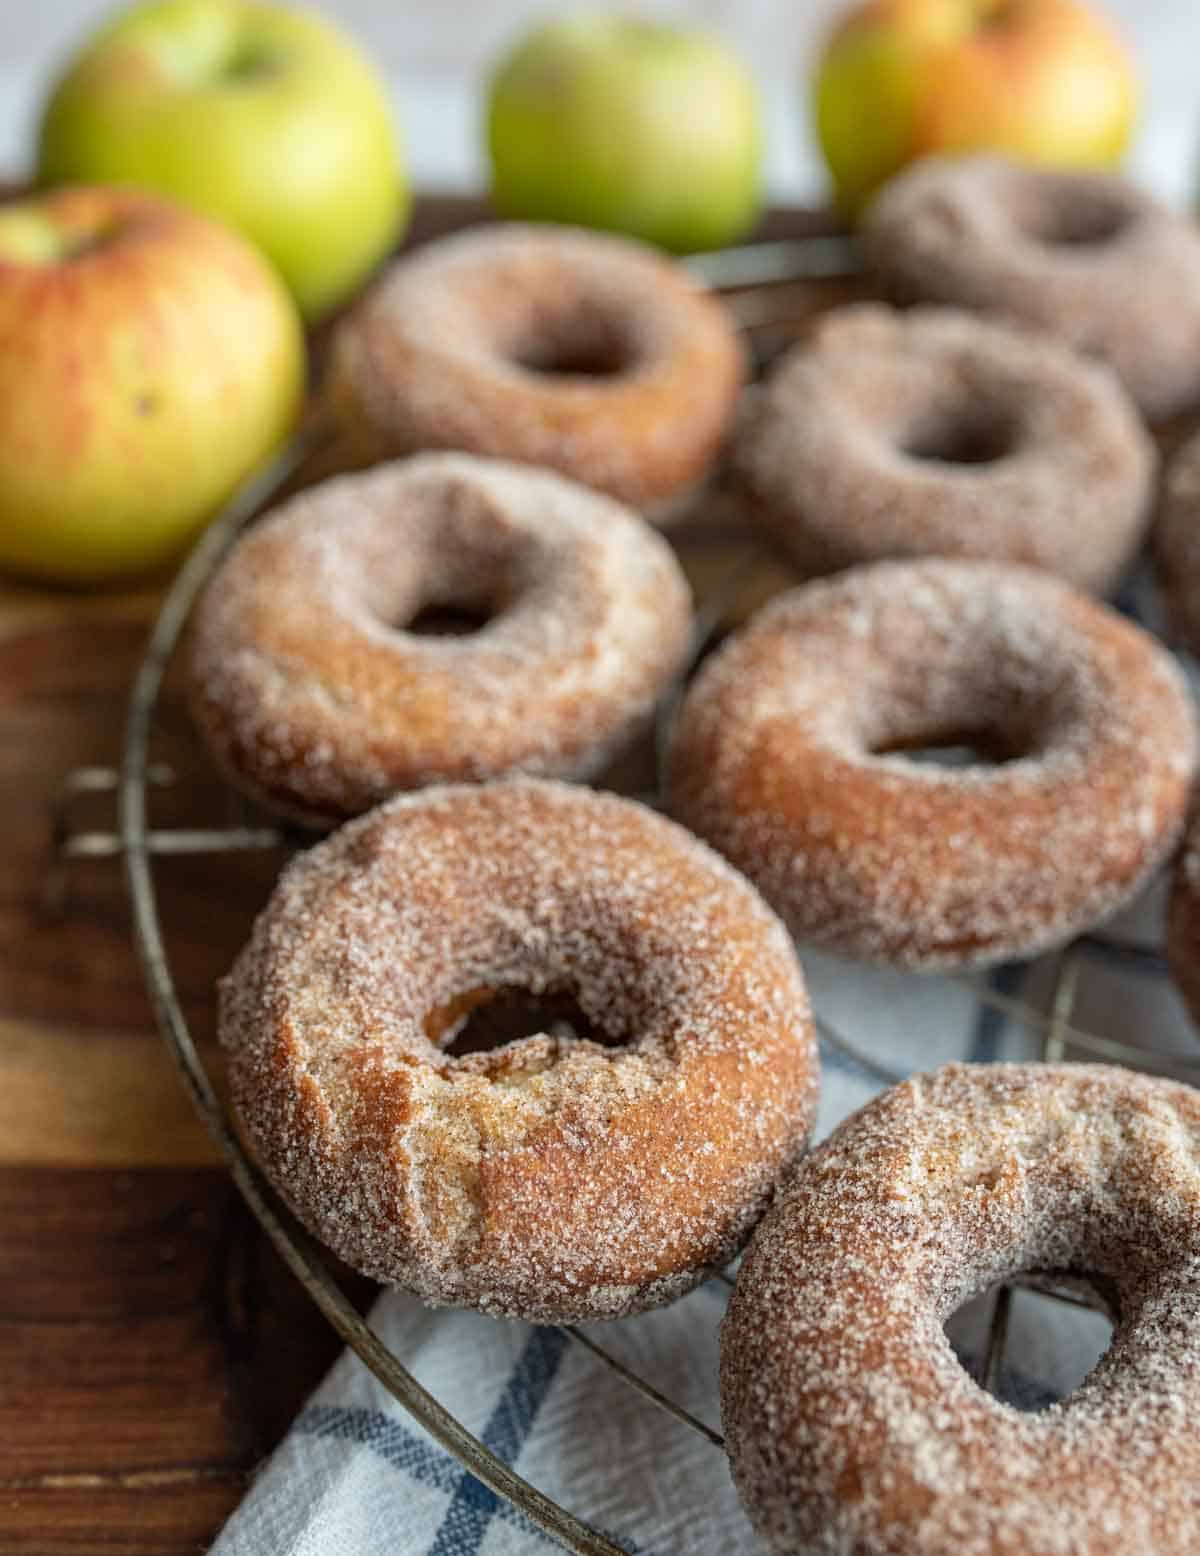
0;186;304;584
35;0;408;321
487;14;763;253
814;0;1138;217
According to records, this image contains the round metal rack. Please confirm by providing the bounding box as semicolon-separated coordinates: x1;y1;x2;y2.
49;235;1200;1554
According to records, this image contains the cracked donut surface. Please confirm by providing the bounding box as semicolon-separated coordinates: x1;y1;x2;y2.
219;778;819;1321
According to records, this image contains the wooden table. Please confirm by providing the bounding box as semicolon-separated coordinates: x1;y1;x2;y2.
0;558;397;1552
0;195;863;1554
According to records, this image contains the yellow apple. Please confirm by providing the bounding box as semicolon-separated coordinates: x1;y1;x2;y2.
0;186;305;585
814;0;1138;217
36;0;408;322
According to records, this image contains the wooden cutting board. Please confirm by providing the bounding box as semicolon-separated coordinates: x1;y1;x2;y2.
0;194;859;1555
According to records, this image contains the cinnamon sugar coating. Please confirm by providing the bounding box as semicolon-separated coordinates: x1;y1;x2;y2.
864;155;1200;421
1156;428;1200;656
666;559;1197;969
218;779;819;1321
733;304;1154;594
721;1061;1200;1556
326;223;746;516
187;453;692;826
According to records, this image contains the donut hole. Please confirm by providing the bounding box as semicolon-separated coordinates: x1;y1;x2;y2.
871;726;1024;769
510;335;629;379
861;667;1069;772
427;984;627;1059
505;307;635;380
405;602;496;637
1010;187;1135;249
384;574;516;639
900;406;1019;467
944;1276;1117;1412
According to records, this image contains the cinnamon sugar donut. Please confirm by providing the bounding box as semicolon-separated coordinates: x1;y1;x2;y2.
327;223;746;516
733;304;1154;593
864;155;1200;420
219;778;820;1321
666;559;1196;969
721;1061;1200;1556
1156;427;1200;655
188;453;692;826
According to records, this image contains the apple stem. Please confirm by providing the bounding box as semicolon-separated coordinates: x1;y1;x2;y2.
222;48;284;84
980;1;1019;31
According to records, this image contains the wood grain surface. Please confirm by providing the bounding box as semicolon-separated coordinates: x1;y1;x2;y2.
0;195;855;1554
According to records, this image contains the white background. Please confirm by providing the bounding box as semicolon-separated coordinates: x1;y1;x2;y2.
2;2;1200;205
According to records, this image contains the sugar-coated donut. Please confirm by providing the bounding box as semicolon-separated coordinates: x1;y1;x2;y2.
188;453;692;827
326;223;746;516
733;304;1154;594
721;1061;1200;1556
219;779;820;1321
1156;427;1200;655
666;559;1197;969
864;155;1200;420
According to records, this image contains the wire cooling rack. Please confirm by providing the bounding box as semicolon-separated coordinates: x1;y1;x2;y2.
48;236;1200;1555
